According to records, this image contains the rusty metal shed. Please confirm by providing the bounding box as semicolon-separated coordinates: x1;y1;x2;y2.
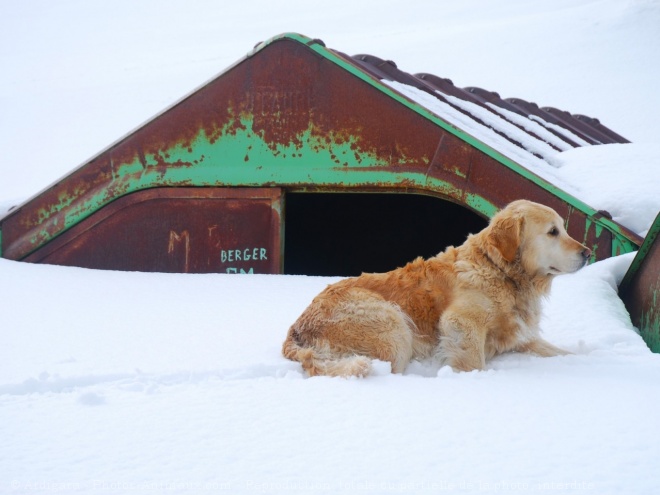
0;33;644;279
619;212;660;353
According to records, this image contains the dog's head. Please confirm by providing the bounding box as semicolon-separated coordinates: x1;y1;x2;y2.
486;200;591;277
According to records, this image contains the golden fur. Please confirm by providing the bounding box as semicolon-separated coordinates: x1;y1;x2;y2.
283;200;591;377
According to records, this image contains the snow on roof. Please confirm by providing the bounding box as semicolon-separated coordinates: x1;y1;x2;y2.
337;52;660;237
382;79;575;193
346;54;628;150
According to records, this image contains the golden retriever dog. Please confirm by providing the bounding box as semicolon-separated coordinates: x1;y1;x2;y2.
282;200;591;377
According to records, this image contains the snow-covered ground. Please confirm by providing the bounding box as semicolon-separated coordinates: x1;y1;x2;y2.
2;1;660;494
1;253;659;494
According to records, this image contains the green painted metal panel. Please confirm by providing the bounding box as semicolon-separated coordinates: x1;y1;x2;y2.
620;212;660;352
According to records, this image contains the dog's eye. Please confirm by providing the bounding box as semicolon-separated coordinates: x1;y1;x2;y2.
548;227;559;237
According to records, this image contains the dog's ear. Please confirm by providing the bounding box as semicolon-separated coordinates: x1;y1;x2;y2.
487;215;522;263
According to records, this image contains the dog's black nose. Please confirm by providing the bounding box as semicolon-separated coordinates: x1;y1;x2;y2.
581;248;592;259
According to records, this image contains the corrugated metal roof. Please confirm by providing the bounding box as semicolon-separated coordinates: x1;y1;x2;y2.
331;49;629;164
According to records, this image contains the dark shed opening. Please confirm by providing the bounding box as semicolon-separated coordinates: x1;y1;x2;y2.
284;192;488;276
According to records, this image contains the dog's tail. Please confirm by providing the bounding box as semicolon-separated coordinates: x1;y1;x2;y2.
282;328;372;378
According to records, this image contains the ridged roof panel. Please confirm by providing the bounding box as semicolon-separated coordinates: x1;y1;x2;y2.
330;49;628;170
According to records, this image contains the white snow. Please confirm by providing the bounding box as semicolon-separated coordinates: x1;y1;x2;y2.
2;1;660;494
383;80;660;236
485;103;575;153
2;255;660;494
550;144;660;237
528;115;593;148
383;80;573;189
441;93;561;163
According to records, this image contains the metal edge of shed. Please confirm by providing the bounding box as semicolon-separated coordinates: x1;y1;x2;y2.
0;32;642;263
619;212;660;352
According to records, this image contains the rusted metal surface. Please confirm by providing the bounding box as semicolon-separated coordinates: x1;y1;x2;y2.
619;212;660;352
349;52;628;148
0;33;641;275
505;98;601;146
22;188;283;274
541;107;621;145
423;128;633;257
573;114;630;144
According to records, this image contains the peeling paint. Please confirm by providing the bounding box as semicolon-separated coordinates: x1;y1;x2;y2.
639;289;660;353
620;212;660;353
